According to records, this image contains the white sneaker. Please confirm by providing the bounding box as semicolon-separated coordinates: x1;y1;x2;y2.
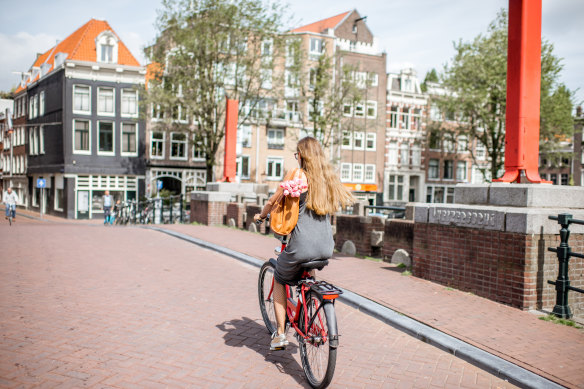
270;331;289;350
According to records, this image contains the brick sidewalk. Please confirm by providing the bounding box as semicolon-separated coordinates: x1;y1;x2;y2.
0;221;518;388
160;224;584;389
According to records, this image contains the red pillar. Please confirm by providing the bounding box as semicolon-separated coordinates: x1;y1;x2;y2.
223;99;238;182
494;0;550;183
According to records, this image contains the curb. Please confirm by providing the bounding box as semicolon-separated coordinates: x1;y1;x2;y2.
150;225;565;389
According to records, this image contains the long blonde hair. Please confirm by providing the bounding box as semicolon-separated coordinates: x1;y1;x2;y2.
297;137;355;215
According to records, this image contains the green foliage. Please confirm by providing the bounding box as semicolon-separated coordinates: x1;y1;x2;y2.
145;0;287;181
292;45;363;148
539;314;583;329
401;270;412;276
420;68;438;92
432;9;573;182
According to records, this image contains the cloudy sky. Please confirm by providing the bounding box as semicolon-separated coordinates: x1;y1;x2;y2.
1;0;582;105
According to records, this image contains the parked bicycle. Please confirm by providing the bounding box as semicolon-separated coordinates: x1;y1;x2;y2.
258;226;341;388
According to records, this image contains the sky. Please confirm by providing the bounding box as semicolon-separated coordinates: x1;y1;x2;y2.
1;0;582;106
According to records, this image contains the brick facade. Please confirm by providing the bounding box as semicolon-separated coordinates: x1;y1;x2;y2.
190;200;227;226
413;223;584;315
334;215;385;256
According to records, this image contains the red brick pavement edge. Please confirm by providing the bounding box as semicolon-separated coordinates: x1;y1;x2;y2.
157;224;584;389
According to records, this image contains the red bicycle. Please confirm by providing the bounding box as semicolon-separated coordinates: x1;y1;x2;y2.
258;234;342;388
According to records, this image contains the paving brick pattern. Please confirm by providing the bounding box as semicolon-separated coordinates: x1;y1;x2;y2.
0;221;517;388
161;224;584;389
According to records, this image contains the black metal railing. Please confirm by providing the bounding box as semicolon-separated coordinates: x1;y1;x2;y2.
547;213;584;319
364;205;406;219
111;194;188;225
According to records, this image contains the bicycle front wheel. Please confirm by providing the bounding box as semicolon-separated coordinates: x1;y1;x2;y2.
258;261;278;335
299;291;337;388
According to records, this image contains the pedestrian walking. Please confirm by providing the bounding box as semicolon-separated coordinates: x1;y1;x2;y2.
103;191;113;225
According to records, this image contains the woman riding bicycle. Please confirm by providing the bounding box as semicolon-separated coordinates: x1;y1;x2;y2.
254;137;354;350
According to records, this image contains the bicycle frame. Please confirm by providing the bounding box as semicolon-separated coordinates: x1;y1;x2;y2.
266;238;336;343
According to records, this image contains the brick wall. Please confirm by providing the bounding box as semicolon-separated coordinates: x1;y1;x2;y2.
413;223;584;314
335;215;385;257
226;203;246;228
190;199;227;225
382;219;414;260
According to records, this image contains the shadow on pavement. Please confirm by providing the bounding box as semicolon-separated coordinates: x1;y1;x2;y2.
216;317;309;388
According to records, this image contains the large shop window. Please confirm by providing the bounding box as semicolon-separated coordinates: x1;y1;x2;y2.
98;122;114;154
74;120;90;153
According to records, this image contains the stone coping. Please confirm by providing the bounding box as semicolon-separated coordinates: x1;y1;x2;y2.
413;202;584;234
455;183;584;209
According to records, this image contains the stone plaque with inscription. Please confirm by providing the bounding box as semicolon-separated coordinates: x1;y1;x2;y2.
427;206;505;231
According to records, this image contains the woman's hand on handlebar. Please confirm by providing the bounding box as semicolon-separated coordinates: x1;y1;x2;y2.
254;213;265;224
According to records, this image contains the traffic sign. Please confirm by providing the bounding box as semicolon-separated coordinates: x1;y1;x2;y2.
157;180;163;190
37;178;46;188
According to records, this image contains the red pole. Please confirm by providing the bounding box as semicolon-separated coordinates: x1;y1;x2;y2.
223;99;238;182
494;0;550;183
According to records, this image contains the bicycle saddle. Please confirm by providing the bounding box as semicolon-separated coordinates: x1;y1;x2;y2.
300;260;329;271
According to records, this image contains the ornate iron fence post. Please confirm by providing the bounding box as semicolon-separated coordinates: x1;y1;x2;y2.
548;213;584;319
548;214;573;318
180;194;184;223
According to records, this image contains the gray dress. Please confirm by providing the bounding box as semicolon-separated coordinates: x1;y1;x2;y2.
274;191;334;285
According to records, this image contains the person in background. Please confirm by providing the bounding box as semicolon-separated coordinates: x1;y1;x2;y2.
103;191;113;225
3;187;19;221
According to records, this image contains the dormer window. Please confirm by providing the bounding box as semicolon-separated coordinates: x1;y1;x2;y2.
96;31;119;64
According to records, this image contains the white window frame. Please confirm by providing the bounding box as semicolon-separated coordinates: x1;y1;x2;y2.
73;85;91;115
388;175;404;201
366;101;377;119
366;133;376;151
239;125;252;148
456;161;467;182
150;131;165;159
365;164;375;183
340;163;352;182
390;106;398;128
97;87;115;117
266;157;284;180
343;101;352;117
443;160;454;180
354;102;365;118
309;38;324;55
170;132;188;160
267;128;284;149
353;132;364;150
237;155;250;179
192;138;206;161
120;122;138;156
352;164;364;182
73;119;91;155
39;91;45;116
428;159;439;179
96;31;119;64
121;89;138;118
400;144;409;166
39;126;45;154
342;131;352;150
97;121;115;156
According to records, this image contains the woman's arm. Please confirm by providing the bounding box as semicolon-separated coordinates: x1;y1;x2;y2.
254;168;299;221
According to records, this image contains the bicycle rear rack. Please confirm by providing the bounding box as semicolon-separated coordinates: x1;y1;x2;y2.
302;279;343;299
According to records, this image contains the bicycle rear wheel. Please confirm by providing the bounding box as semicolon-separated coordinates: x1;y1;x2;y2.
299;291;337;388
258;261;278;335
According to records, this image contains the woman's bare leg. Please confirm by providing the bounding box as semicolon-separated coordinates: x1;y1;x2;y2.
273;280;287;335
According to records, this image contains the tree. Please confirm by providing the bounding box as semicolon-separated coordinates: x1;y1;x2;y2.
420;68;438;92
284;38;362;149
430;9;573;181
145;0;287;181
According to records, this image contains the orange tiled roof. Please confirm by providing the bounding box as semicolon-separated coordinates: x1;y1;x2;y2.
290;11;351;34
19;19;141;90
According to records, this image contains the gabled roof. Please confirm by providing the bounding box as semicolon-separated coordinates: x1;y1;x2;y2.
290;11;352;34
15;18;141;92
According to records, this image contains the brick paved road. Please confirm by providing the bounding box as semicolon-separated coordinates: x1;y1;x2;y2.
0;220;517;388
